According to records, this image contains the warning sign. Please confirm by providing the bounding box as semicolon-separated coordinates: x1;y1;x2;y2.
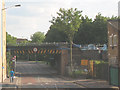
81;60;88;66
33;48;38;52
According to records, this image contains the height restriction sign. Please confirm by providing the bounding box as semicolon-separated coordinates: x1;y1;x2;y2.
33;48;38;52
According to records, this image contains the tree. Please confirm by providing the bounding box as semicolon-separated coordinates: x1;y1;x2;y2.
74;15;93;44
92;13;108;44
50;8;82;72
30;31;45;44
6;32;17;46
74;13;111;45
44;26;68;42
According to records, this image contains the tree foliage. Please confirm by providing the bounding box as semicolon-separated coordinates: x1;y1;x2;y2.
6;32;17;46
50;8;82;42
74;15;93;44
46;12;118;45
49;8;83;72
74;13;118;44
44;27;68;42
30;31;45;43
92;13;108;44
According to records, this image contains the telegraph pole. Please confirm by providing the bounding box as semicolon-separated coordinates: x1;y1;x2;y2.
2;0;6;83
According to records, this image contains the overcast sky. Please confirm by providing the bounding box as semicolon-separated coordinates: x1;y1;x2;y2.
5;0;119;40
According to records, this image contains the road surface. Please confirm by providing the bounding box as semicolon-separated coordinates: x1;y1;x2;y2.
16;61;84;89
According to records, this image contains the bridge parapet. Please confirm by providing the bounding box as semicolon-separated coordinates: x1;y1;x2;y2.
7;42;69;55
9;42;69;47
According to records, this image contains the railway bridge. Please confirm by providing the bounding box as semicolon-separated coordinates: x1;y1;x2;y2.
7;42;70;76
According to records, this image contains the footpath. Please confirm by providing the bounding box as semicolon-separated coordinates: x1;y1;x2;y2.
1;75;119;89
74;79;119;89
0;76;18;88
0;72;20;89
59;75;119;89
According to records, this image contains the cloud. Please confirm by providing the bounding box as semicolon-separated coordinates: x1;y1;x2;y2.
6;15;51;40
71;0;119;18
23;0;73;17
6;0;119;40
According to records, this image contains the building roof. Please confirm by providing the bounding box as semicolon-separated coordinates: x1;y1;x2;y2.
16;38;28;42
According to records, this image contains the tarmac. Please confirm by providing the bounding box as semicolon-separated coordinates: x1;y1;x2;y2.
0;61;119;89
1;75;119;89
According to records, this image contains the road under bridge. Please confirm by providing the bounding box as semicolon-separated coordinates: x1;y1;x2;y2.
7;43;70;76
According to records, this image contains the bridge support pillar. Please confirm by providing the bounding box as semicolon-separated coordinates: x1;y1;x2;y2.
60;48;68;76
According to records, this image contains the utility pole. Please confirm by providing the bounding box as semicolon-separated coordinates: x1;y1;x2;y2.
0;0;1;83
2;0;6;83
1;0;21;82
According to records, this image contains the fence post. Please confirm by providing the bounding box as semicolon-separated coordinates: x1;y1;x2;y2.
93;61;96;78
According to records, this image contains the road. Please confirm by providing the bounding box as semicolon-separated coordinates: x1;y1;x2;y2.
16;61;84;89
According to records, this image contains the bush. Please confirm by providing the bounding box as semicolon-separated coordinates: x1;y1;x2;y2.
6;51;12;77
68;69;87;78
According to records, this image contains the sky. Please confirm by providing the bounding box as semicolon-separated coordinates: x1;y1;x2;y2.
5;0;120;40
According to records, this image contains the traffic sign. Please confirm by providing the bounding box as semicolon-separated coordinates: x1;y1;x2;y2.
33;48;38;52
81;60;88;66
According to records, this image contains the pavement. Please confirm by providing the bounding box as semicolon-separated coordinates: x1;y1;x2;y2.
74;79;119;89
0;76;18;88
1;75;119;89
0;61;119;89
60;76;119;89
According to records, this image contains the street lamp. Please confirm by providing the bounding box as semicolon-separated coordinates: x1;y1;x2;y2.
2;4;21;10
1;2;21;83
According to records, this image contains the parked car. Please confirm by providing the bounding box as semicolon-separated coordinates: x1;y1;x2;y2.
101;44;107;51
73;44;81;48
88;44;96;50
81;45;88;50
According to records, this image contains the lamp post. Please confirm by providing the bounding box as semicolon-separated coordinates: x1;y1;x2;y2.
1;0;21;82
2;4;21;10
